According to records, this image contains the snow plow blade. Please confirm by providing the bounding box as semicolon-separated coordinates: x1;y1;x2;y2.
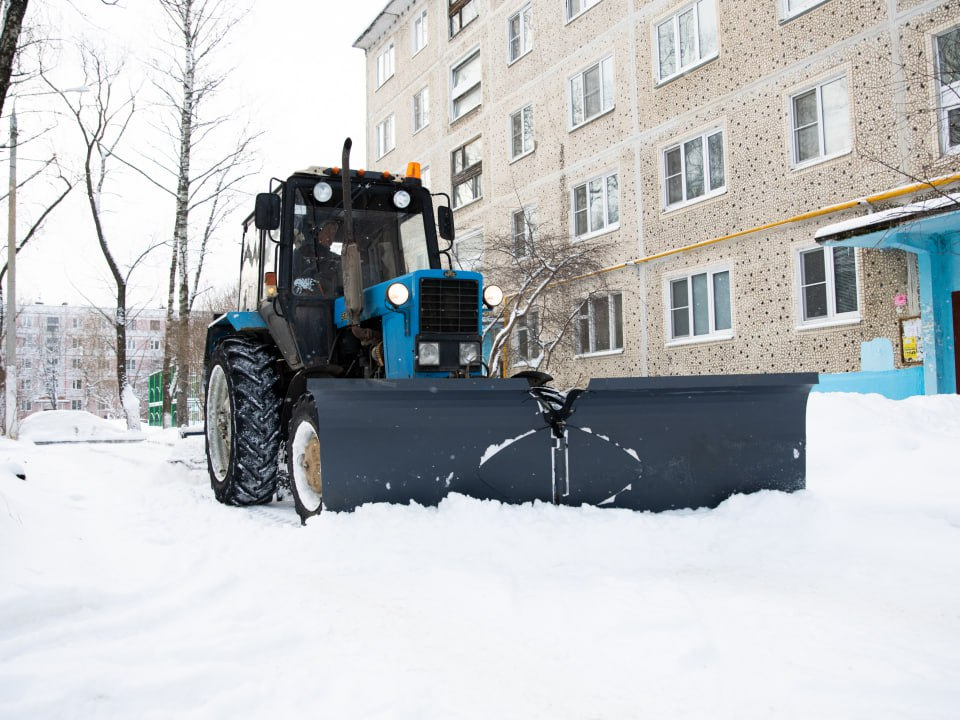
305;373;817;513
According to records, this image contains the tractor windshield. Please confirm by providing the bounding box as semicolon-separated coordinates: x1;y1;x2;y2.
290;181;433;295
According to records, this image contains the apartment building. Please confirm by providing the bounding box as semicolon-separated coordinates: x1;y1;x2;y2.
13;303;166;420
354;0;960;394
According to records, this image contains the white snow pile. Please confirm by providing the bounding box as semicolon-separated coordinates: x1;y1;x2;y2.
0;392;959;719
17;409;143;444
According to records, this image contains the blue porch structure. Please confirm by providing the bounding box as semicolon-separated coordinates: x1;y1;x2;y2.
815;195;960;396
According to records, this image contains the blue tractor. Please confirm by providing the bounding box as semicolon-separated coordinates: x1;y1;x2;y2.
204;140;816;524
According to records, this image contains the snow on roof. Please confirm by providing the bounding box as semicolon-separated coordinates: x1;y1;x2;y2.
815;193;960;241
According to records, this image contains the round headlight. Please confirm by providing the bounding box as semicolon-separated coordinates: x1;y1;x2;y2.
386;282;410;307
393;189;411;209
313;182;333;203
483;284;504;308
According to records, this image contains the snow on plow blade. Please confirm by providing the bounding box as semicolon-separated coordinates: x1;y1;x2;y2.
306;373;817;513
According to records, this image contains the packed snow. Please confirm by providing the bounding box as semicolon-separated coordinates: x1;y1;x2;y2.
1;392;959;719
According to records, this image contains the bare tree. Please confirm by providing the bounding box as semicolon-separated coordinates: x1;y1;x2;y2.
44;45;147;429
110;0;257;427
481;208;608;377
0;0;29;119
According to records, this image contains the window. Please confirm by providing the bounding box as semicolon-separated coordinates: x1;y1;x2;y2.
72;379;82;390
576;293;623;355
451;49;481;121
71;338;81;349
449;0;478;37
655;0;718;83
566;0;601;22
421;164;431;189
21;316;32;328
668;268;732;341
663;128;725;208
71;400;82;411
149;339;161;351
797;246;859;324
126;359;136;372
413;87;430;133
454;229;483;271
511;207;536;257
781;0;828;19
20;400;31;412
72;317;81;329
126;338;136;351
72;358;82;369
376;42;395;88
376;114;395;158
412;9;428;54
508;5;532;63
510;105;534;159
935;27;960;154
790;75;850;166
570;57;614;128
129;319;137;331
150;320;162;331
451;137;482;208
515;310;540;363
46;316;60;332
20;379;31;391
572;171;619;238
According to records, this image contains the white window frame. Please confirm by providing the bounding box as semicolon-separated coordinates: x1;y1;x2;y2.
375;114;395;159
569;56;614;129
507;4;533;64
149;339;161;351
71;378;82;390
70;399;82;411
449;0;478;39
509;104;534;161
565;0;601;23
794;245;861;329
453;228;483;271
450;48;482;122
571;170;619;240
789;74;851;168
511;206;536;258
575;292;624;357
665;265;734;344
662;127;726;209
654;0;719;84
780;0;829;21
935;26;960;155
514;309;541;365
451;137;483;209
412;8;428;55
376;42;395;88
413;87;430;133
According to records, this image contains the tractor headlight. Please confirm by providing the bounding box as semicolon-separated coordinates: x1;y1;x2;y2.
385;282;410;307
419;341;440;366
459;342;481;366
483;284;504;308
393;189;411;209
313;181;333;203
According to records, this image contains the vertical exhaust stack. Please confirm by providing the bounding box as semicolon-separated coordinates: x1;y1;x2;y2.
340;138;363;326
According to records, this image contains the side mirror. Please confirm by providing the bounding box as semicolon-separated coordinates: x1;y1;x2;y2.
254;193;281;231
437;205;455;242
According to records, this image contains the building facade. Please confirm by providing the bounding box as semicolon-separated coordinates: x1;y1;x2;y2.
354;0;960;393
12;303;166;420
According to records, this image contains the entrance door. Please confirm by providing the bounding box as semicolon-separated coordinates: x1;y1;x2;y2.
953;292;960;394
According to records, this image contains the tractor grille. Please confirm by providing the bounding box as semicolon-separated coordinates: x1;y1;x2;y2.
419;278;479;333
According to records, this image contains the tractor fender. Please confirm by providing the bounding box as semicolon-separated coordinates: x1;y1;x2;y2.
205;311;270;363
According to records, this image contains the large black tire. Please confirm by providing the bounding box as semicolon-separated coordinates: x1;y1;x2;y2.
205;337;281;506
287;394;323;524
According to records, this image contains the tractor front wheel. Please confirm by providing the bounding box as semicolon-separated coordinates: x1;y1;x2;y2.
205;337;281;506
287;394;323;524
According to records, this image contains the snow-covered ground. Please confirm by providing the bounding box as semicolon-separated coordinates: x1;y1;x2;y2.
1;393;959;719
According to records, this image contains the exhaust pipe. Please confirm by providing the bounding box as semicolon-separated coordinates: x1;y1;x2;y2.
340;138;363;327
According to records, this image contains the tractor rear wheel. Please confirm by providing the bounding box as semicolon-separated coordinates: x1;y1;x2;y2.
287;394;323;524
205;337;281;506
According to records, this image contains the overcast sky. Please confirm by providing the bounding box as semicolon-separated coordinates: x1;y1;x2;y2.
11;0;387;309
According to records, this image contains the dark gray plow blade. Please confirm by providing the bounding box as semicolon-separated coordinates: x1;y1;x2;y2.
306;377;557;512
306;373;817;513
562;374;818;511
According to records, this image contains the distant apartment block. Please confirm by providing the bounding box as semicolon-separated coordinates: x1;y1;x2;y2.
12;303;166;420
